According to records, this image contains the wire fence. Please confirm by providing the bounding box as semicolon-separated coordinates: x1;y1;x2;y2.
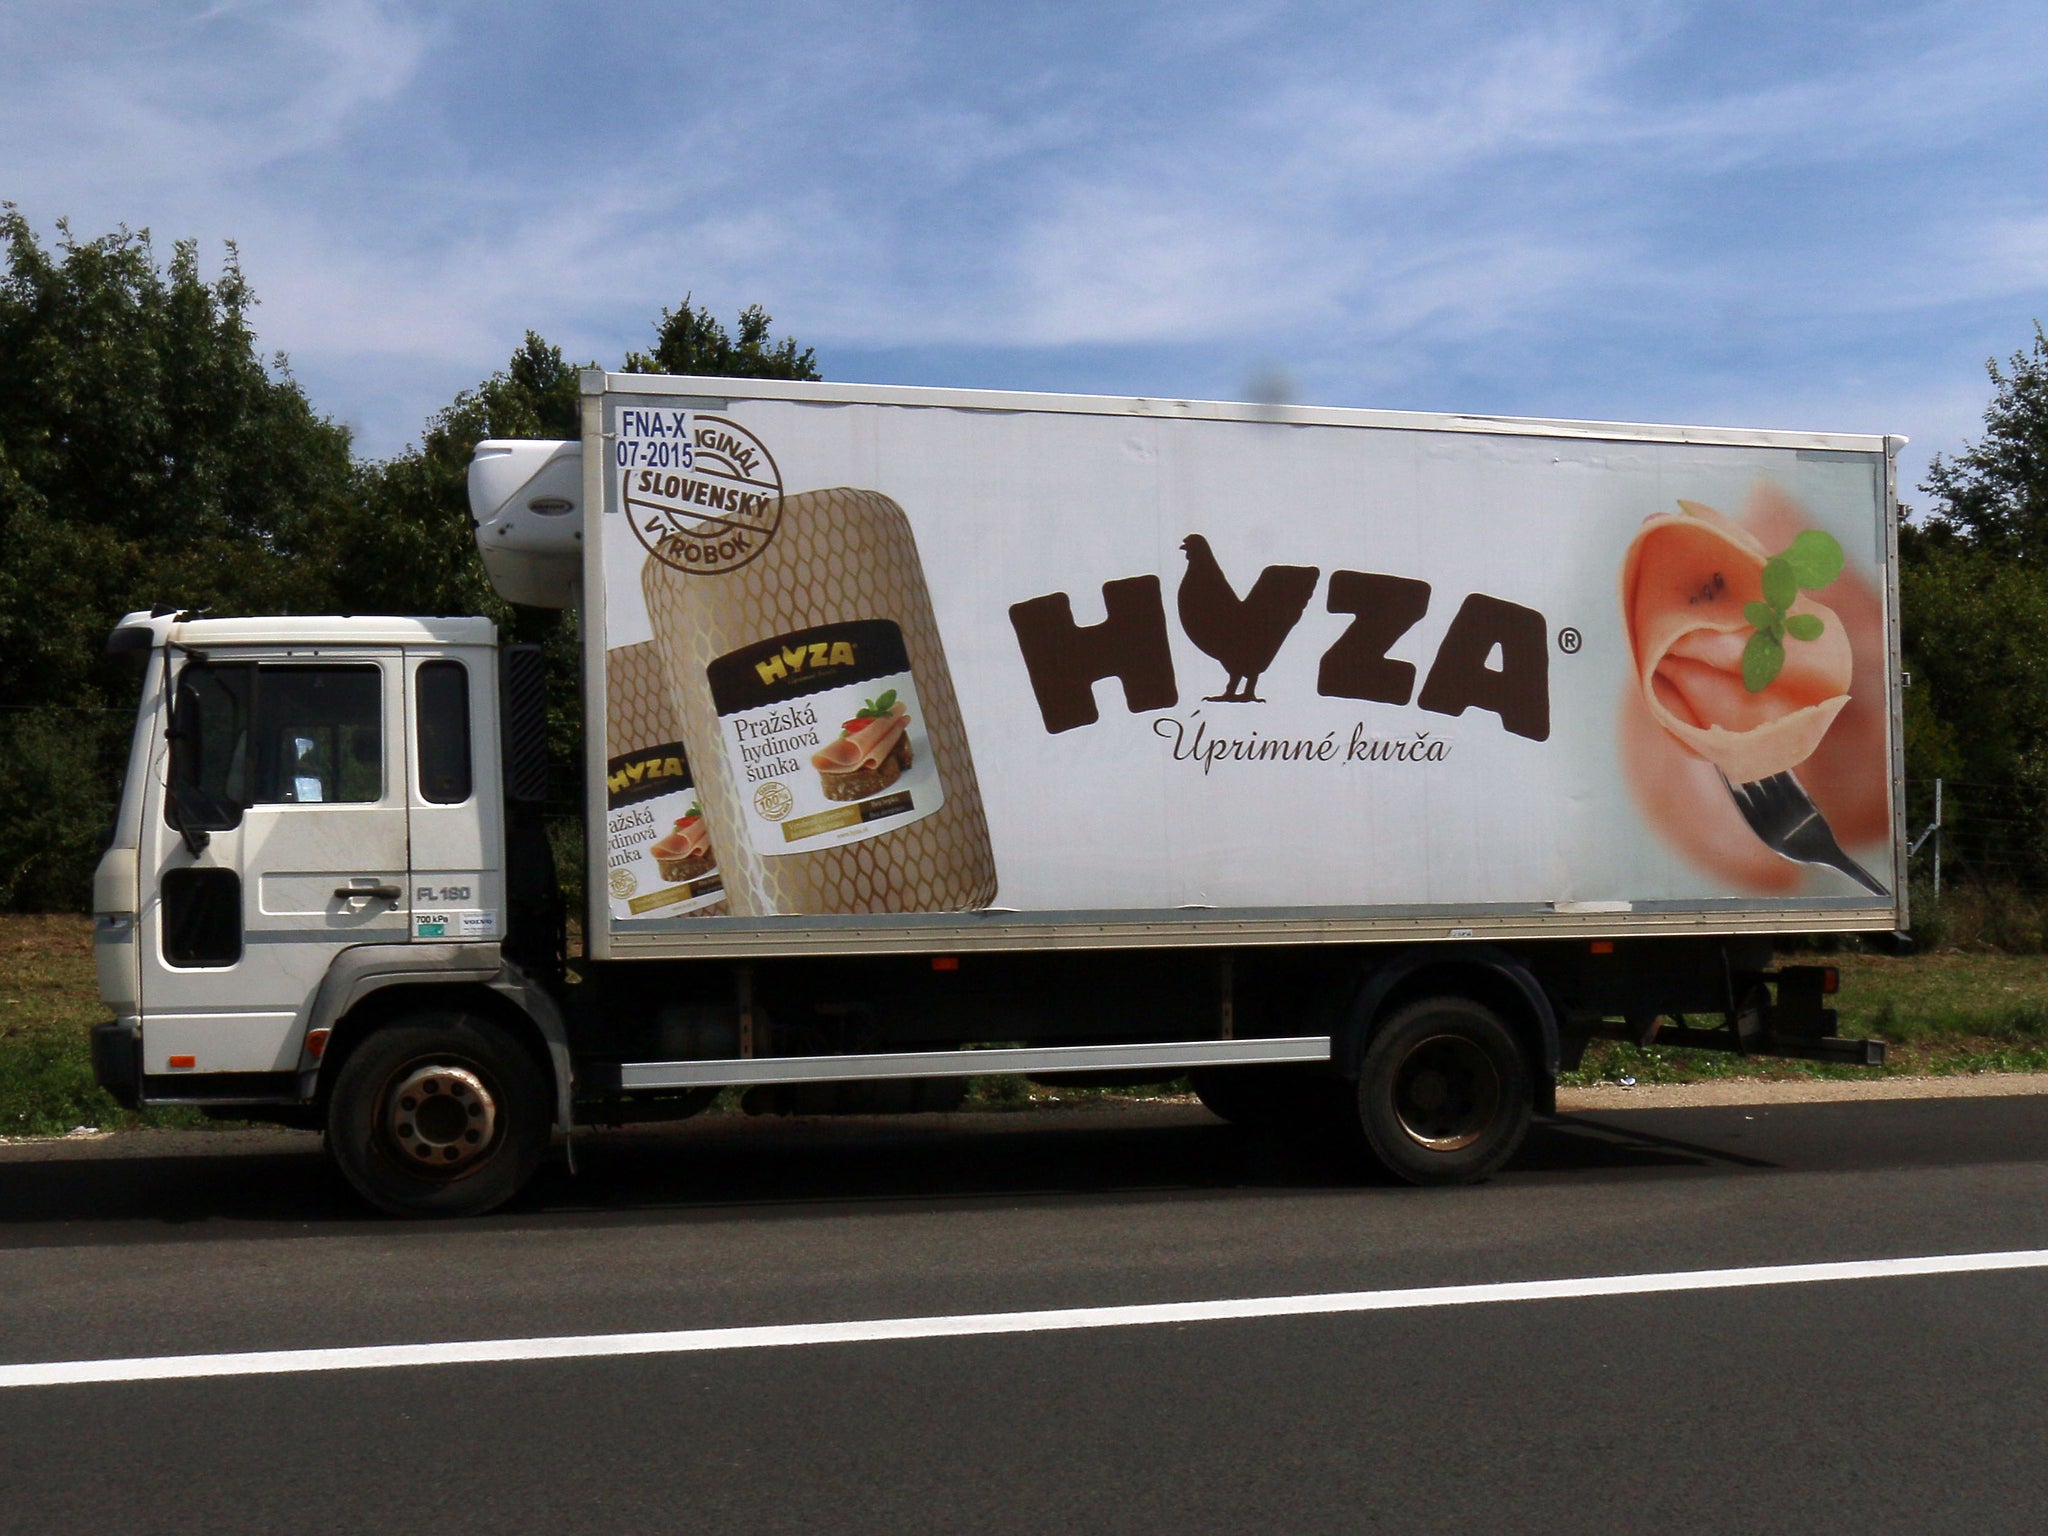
1905;777;2048;901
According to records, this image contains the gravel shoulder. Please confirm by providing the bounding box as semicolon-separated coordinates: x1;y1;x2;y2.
1558;1071;2048;1110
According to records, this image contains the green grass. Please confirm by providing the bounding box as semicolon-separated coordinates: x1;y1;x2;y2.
962;1074;1193;1110
1561;948;2048;1087
0;913;175;1136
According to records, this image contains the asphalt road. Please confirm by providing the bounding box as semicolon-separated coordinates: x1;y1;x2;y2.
2;1097;2046;1534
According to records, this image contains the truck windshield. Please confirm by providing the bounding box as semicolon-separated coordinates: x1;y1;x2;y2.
169;663;383;828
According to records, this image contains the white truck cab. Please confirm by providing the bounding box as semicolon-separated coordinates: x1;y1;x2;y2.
92;609;571;1214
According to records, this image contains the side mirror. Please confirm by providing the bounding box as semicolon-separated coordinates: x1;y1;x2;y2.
163;677;221;853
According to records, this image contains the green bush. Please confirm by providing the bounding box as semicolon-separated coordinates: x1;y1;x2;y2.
0;707;129;912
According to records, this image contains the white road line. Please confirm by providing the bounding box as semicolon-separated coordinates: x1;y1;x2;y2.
4;1248;2045;1390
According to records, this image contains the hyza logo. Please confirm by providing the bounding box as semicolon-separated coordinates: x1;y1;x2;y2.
605;747;689;798
1008;535;1553;742
754;639;858;686
619;410;783;575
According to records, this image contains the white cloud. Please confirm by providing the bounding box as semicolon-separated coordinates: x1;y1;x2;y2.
1958;217;2048;302
894;14;1644;353
1263;15;1639;183
1;2;430;198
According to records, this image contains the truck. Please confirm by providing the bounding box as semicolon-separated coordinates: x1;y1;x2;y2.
89;372;1907;1215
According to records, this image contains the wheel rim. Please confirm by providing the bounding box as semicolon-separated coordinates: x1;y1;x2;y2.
382;1062;499;1175
1391;1033;1501;1152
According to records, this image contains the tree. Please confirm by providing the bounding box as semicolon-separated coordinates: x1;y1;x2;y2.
622;298;819;381
1902;321;2048;885
1920;324;2048;561
328;331;581;621
0;209;356;703
0;209;357;907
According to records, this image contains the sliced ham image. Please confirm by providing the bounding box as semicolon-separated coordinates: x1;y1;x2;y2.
813;702;910;776
1620;502;1851;785
650;814;710;862
1617;488;1887;894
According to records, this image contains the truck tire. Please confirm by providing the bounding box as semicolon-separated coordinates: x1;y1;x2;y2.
1355;996;1531;1185
326;1012;550;1218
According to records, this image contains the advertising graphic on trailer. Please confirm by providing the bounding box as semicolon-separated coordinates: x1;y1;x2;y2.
600;395;1896;926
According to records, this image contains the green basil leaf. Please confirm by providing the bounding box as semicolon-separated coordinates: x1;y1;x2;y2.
1784;529;1845;589
1742;629;1785;693
1761;557;1798;611
1743;600;1778;629
1785;612;1824;642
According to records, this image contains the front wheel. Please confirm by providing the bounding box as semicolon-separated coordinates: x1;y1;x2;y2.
326;1013;550;1217
1355;996;1531;1185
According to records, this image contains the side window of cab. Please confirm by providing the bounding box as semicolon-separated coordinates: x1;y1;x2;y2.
415;660;472;804
170;663;384;826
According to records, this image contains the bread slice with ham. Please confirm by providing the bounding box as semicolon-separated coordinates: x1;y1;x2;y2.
651;812;715;881
813;702;913;801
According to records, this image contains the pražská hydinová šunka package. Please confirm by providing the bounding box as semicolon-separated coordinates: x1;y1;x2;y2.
603;638;727;921
642;487;997;916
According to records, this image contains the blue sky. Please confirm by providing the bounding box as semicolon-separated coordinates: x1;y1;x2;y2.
5;0;2047;504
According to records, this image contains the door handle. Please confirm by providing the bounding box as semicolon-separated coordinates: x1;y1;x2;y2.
335;883;404;902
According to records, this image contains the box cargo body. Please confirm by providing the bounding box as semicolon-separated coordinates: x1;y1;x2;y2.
90;372;1907;1216
585;376;1905;954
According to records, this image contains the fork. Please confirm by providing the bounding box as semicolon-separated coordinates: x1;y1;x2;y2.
1718;771;1888;897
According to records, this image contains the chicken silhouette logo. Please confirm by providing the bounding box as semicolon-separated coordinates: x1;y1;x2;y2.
1176;535;1320;703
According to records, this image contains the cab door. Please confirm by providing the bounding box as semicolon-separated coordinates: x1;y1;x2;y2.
138;653;411;1081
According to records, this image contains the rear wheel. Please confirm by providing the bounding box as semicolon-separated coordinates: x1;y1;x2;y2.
326;1013;550;1217
1355;996;1531;1185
